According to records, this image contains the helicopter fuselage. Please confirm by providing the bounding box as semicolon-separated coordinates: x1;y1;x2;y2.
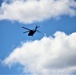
28;30;36;36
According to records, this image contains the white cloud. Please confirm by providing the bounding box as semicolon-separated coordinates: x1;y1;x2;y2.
0;0;76;23
3;31;76;75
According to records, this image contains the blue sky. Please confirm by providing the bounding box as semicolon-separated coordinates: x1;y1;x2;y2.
0;0;76;75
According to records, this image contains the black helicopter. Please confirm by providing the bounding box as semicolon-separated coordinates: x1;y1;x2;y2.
22;26;40;36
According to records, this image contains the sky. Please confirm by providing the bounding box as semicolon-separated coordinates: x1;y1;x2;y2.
0;0;76;75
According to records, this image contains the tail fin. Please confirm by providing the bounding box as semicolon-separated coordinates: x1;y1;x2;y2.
35;25;40;31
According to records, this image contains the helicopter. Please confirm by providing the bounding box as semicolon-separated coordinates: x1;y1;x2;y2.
22;26;40;36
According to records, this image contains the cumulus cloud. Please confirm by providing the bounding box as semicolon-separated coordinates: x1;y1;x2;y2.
3;31;76;75
0;0;76;23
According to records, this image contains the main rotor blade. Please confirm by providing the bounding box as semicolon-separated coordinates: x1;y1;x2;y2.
36;30;41;33
36;26;40;28
22;27;31;30
23;31;29;33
